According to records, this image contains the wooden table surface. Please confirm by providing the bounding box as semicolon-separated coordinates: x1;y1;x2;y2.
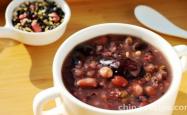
0;0;187;115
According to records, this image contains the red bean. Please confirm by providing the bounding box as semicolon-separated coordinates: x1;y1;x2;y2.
132;84;143;96
100;93;107;100
156;73;163;81
31;21;42;32
139;102;148;107
144;54;153;62
89;61;97;69
158;83;164;91
96;36;107;45
86;70;95;77
164;81;170;90
73;68;83;77
77;78;97;88
19;13;27;20
144;86;157;96
112;76;128;87
144;63;155;73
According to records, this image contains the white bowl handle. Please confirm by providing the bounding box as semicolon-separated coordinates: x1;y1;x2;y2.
33;87;66;115
0;26;18;39
174;45;187;72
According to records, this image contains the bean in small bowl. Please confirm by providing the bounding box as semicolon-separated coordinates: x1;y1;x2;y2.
12;0;65;32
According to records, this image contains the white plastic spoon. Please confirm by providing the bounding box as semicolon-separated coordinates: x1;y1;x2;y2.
0;0;71;46
134;5;187;39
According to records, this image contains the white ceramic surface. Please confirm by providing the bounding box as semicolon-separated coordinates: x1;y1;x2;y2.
33;23;187;115
0;0;71;46
134;5;187;39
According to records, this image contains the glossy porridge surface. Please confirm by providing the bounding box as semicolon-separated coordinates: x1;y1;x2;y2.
62;34;171;110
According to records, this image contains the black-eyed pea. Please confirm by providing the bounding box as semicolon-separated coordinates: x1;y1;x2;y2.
125;36;133;45
134;50;142;57
125;51;130;57
99;66;113;78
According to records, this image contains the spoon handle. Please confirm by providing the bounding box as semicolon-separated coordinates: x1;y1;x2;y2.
134;5;187;39
0;26;17;39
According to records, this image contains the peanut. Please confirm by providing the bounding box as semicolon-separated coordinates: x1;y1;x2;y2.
77;78;97;88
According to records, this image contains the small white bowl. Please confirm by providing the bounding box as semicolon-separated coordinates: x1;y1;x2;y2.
0;0;71;46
